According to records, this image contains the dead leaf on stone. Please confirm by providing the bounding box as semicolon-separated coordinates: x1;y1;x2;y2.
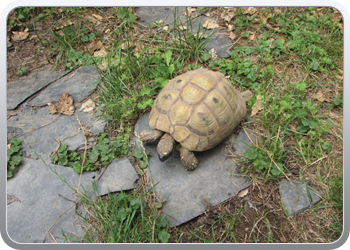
314;90;330;102
11;31;29;42
154;19;164;24
53;92;75;116
79;99;95;113
183;7;197;16
7;194;20;205
251;94;263;116
178;25;187;30
163;25;169;31
202;19;219;29
48;102;58;114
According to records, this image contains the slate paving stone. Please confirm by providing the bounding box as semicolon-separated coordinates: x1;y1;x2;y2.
7;67;68;110
279;179;322;216
134;113;252;227
136;7;187;28
27;66;100;107
7;106;106;161
136;8;232;58
96;158;139;196
7;157;97;243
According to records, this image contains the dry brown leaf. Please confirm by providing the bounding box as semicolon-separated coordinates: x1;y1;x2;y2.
79;99;95;113
227;24;234;31
183;7;197;16
163;25;169;31
261;12;271;24
87;39;103;55
55;19;73;30
238;188;249;197
56;93;75;116
202;19;219;29
229;31;237;40
11;31;29;41
288;124;297;131
314;90;330;102
221;10;235;22
178;25;187;30
48;102;58;114
92;14;103;21
333;69;343;80
242;7;258;15
251;94;263;116
274;7;282;13
249;32;256;40
94;47;107;58
154;19;164;24
7;144;11;149
105;28;110;34
277;34;287;40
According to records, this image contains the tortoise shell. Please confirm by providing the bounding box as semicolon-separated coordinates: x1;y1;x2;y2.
149;68;247;152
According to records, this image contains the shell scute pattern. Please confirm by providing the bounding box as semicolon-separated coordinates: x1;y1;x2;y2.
149;68;246;152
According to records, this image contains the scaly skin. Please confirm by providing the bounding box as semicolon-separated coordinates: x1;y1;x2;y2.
139;129;164;143
179;147;198;171
157;133;175;162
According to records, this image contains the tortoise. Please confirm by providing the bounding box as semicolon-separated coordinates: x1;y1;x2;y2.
139;68;247;171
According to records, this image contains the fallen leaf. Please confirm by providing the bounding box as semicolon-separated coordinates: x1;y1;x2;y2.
251;94;263;116
333;69;343;80
11;31;29;41
238;188;249;197
202;19;219;29
314;90;330;102
178;25;187;30
48;102;58;114
79;99;95;113
105;28;110;34
221;10;235;22
7;144;11;149
288;124;297;131
56;93;75;116
331;12;342;23
55;19;73;30
242;7;258;15
92;14;103;21
93;47;107;58
274;7;282;13
229;31;237;40
227;24;234;31
87;39;103;55
277;34;287;40
183;7;197;16
163;25;169;31
261;12;271;24
154;19;164;24
249;32;256;40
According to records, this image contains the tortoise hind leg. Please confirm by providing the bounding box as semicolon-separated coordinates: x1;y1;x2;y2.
139;129;164;143
157;133;175;162
179;147;198;171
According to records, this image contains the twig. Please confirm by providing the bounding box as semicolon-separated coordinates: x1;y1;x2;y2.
76;115;88;192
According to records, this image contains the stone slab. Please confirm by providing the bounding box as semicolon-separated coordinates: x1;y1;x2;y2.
96;158;139;196
7;106;106;162
136;7;187;28
27;66;100;107
7;67;68;110
135;113;252;227
7;157;97;243
279;179;322;216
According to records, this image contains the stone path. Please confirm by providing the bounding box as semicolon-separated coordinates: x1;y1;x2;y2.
6;7;322;243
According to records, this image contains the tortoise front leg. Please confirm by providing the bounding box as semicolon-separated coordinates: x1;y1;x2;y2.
179;147;198;171
139;129;164;143
157;133;175;162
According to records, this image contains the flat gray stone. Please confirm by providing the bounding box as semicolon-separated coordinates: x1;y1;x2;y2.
136;7;187;27
279;179;322;216
7;67;68;110
7;106;106;161
7;157;97;243
96;158;139;196
28;66;100;107
134;113;252;227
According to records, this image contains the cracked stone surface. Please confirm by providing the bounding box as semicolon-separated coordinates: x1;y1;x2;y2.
27;66;100;107
7;106;106;161
279;179;322;216
7;157;97;243
6;65;133;243
134;112;252;227
136;7;232;58
96;158;139;196
7;67;68;110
